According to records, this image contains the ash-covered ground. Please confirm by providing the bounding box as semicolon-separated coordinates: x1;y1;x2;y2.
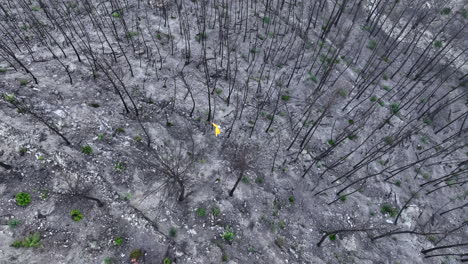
0;0;467;263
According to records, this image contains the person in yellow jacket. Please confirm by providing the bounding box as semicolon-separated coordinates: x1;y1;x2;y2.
212;123;221;137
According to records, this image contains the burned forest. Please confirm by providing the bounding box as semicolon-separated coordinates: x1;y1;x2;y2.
0;0;467;263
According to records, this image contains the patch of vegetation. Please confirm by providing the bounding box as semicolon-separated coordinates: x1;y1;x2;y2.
126;31;139;38
11;232;41;248
3;93;16;103
281;95;291;101
380;204;398;217
423;116;433;125
329;234;337;241
339;195;347;202
196;207;207;217
382;85;391;91
394;180;401;187
434;40;443;48
288;196;295;204
327;139;336;146
338;89;348;97
115;127;125;134
222;254;229;261
195;32;207;42
215;88;223;95
134;136;143;142
222;228;235;242
278;220;286;229
129;249;144;261
367;39;377;50
390;103;400;114
169;227;177;237
308;73;318;83
163;258;172;264
8;219;21;228
19;79;29;86
114;237;124;246
383;136;394;145
241;176;250;184
31;6;40;11
348;119;354;125
166;121;174;127
255;177;264;184
441;7;451;15
114;162;126;172
263;16;271;24
81;145;93;155
104;257;113;264
212;206;221;216
370;96;378;102
88;102;100;108
70;209;84;221
15;192;31;207
111;10;122;18
274;236;285;248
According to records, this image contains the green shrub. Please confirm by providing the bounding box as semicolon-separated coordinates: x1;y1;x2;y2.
130;249;143;260
370;96;378;102
11;232;41;248
114;237;124;246
278;220;286;229
3;93;16;103
8;219;21;228
134;136;143;142
367;40;377;50
380;204;398;217
19;79;29;86
115;162;126;172
339;195;347;202
196;207;207;217
434;40;443;48
88;103;100;108
241;176;250;184
81;145;93;155
338;89;348;97
274;236;285;248
383;136;394;145
169;227;177;237
15;192;31;207
327;139;336;146
288;196;295;204
390;103;400;114
441;7;451;15
281;95;291;101
222;228;235;242
329;234;337;241
211;207;221;216
104;257;113;264
115;127;125;134
111;10;123;18
222;254;229;261
255;177;264;184
70;209;84;221
195;32;207;42
163;258;172;264
126;31;139;38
